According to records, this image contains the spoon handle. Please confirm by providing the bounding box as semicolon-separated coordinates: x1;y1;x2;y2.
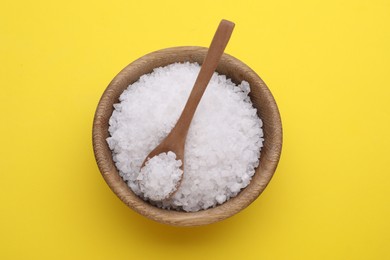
173;20;235;137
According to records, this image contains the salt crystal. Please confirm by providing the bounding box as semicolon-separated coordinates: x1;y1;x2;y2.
216;195;227;204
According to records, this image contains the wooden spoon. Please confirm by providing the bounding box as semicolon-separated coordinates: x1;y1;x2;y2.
140;19;235;200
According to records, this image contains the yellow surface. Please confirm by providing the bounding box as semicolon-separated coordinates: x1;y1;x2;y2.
1;0;389;259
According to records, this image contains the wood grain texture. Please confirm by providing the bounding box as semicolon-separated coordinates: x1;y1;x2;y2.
92;46;283;226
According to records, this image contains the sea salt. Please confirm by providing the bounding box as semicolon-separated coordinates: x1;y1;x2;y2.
107;62;264;212
137;151;182;201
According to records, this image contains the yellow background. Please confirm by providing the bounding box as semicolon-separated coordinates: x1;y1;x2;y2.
1;0;389;259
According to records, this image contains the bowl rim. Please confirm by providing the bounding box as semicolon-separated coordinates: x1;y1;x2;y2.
92;46;283;226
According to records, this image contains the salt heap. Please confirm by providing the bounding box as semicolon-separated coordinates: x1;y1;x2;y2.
137;151;182;201
107;62;264;212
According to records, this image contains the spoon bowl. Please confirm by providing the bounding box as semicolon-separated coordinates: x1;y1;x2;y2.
92;46;283;226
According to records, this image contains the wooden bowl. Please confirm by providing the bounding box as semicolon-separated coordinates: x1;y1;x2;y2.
92;46;282;226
